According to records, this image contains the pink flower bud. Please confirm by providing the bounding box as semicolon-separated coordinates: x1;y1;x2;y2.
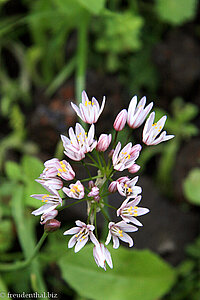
88;180;95;189
96;134;112;152
117;176;129;184
88;187;100;201
128;163;140;174
113;109;127;131
108;181;117;193
44;219;61;232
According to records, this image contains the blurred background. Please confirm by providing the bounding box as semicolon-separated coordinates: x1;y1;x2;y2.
0;0;200;299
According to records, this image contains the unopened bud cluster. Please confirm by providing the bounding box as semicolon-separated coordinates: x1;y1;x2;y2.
31;91;174;270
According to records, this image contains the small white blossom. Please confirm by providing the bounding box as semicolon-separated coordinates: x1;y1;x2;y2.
63;220;98;252
61;123;97;161
71;90;105;124
105;221;138;249
143;112;174;145
93;243;113;270
117;196;149;226
63;180;84;199
127;95;153;129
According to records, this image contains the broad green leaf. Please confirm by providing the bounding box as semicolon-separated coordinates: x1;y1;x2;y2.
183;168;200;205
59;245;176;300
5;161;23;181
77;0;106;14
155;0;198;25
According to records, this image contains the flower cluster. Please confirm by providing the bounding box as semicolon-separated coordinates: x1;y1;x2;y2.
31;91;174;270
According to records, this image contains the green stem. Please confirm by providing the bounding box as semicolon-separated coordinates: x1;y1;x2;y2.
100;206;110;222
87;153;100;169
59;198;87;211
81;160;92;179
81;175;103;182
0;232;48;272
103;202;117;210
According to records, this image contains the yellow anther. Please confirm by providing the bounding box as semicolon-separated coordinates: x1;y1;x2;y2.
118;230;122;234
127;154;131;159
124;184;127;188
120;234;123;237
124;152;127;155
85;101;88;107
58;168;62;172
88;101;91;105
57;172;61;176
152;122;157;126
127;188;132;193
92;102;94;105
45;199;48;203
134;206;138;209
42;195;49;199
134;213;138;217
75;234;78;237
71;189;75;193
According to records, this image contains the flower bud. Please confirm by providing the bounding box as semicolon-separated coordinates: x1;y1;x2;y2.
96;134;112;152
44;219;61;233
113;109;127;131
128;163;140;174
88;186;100;202
88;180;95;189
108;181;117;193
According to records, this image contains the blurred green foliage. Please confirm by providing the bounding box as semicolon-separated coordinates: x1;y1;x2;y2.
0;0;199;299
183;168;200;206
165;237;200;300
155;0;198;25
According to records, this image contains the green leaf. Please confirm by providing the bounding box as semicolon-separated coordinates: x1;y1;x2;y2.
59;245;176;300
21;155;43;181
5;161;23;181
96;12;143;54
183;168;200;205
155;0;198;25
0;275;9;300
77;0;106;14
0;220;14;253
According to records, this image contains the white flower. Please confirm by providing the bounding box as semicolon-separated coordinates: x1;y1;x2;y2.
143;112;174;145
127;95;153;129
117;196;149;226
41;158;75;181
36;178;63;192
31;190;62;217
117;176;142;198
93;243;113;270
63;220;98;252
61;123;97;161
71;90;106;124
105;221;138;249
112;142;141;171
63;180;84;199
40;209;58;225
